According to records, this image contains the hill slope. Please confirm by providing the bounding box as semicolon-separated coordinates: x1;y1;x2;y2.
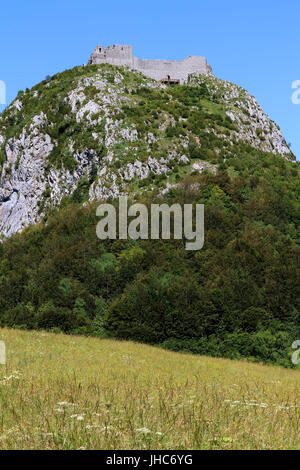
0;155;299;366
0;64;294;237
0;328;299;450
0;65;299;366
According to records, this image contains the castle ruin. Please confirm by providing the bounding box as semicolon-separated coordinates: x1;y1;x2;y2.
88;45;213;84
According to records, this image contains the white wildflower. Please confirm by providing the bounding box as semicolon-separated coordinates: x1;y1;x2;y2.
136;427;152;434
54;408;65;414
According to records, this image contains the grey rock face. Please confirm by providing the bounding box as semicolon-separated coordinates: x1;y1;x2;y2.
191;75;291;156
0;113;52;236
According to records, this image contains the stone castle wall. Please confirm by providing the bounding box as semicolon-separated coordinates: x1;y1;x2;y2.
88;45;213;83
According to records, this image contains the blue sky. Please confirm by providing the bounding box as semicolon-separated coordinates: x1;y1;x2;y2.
0;0;299;159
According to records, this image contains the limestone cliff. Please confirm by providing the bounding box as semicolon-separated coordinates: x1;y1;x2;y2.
0;63;294;238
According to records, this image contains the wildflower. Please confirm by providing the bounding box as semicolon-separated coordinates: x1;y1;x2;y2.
136;427;152;434
101;426;114;432
54;408;64;414
70;413;85;421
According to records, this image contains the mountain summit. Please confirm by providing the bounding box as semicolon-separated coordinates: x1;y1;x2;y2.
0;62;294;238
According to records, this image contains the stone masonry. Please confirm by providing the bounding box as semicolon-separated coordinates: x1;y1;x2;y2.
88;44;213;83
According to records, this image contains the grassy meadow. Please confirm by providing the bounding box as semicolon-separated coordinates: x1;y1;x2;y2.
0;328;299;450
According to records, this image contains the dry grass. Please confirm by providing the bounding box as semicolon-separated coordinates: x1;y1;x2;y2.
0;328;299;450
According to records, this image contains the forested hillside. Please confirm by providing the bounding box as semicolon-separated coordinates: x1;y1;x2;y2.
0;65;299;366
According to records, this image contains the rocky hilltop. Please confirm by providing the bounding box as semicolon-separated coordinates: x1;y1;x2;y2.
0;63;294;238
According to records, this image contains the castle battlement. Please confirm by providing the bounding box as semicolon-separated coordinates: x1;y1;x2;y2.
88;45;213;83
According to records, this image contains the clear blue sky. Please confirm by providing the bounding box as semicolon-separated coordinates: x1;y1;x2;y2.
0;0;299;159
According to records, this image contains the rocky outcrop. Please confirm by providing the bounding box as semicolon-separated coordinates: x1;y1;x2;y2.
190;75;291;156
0;64;294;238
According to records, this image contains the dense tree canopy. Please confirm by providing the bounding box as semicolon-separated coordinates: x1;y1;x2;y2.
0;149;299;367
